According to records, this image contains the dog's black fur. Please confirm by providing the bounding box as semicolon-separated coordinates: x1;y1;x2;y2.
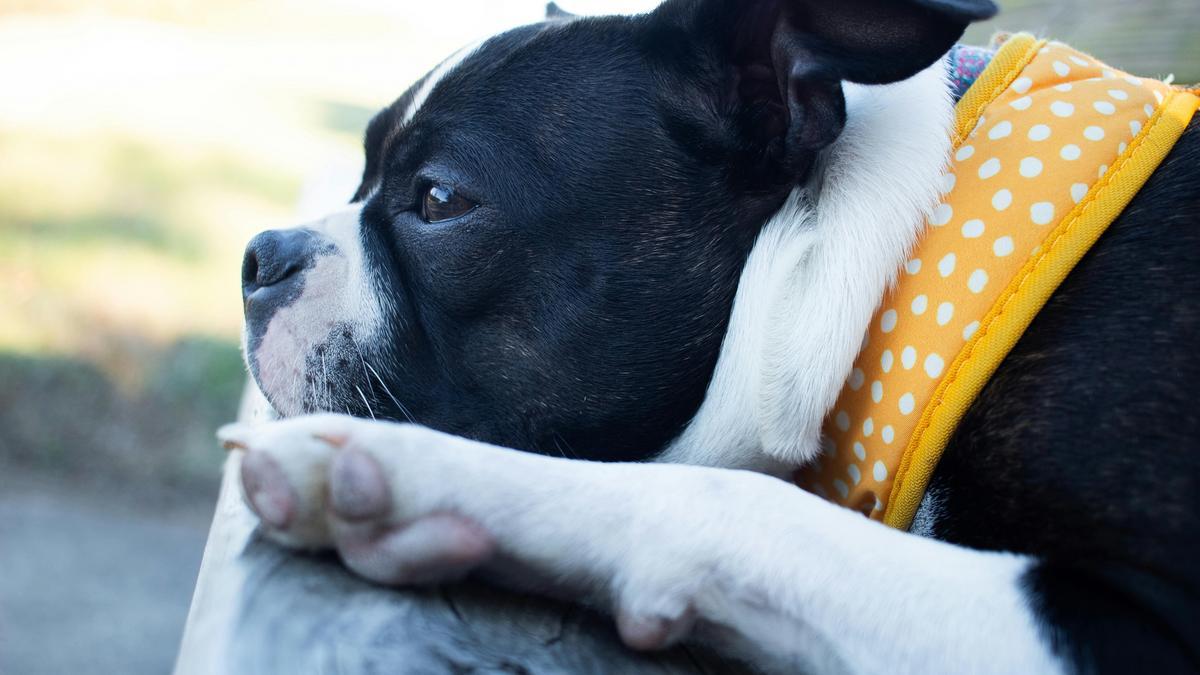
931;115;1200;671
329;0;998;460
243;0;1199;670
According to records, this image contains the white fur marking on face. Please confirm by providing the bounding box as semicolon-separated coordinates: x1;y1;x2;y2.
661;58;956;470
250;204;387;416
401;40;487;126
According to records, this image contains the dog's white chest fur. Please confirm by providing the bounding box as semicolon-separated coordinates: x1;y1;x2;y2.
661;62;956;473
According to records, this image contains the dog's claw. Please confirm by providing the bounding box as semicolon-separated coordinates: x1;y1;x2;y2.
312;432;350;448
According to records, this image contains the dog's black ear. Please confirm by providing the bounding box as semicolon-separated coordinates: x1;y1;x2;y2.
656;0;996;172
545;2;576;21
765;0;997;87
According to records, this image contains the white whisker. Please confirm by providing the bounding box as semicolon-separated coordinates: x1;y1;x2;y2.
355;385;376;420
363;359;415;424
320;349;332;412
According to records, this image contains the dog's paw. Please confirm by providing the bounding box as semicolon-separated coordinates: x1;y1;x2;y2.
218;415;495;586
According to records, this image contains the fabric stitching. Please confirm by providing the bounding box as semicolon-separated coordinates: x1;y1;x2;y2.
884;92;1181;526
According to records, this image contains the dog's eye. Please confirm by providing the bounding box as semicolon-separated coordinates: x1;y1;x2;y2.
421;185;476;223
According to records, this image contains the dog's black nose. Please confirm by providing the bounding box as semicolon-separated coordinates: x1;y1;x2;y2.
242;229;318;300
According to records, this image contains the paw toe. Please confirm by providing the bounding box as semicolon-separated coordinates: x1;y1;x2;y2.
334;513;495;586
240;450;297;529
615;605;696;651
329;447;391;521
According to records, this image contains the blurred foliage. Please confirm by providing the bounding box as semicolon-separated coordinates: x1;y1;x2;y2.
0;0;528;499
967;0;1200;83
0;338;245;496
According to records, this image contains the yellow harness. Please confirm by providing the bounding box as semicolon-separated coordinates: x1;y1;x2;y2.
797;34;1200;530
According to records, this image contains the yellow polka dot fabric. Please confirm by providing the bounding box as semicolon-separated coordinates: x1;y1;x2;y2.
796;35;1200;529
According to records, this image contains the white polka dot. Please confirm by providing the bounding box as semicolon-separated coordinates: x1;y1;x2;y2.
881;310;898;334
1130;120;1143;136
881;425;895;444
1083;125;1105;141
968;269;988;294
1050;101;1075;117
1070;183;1088;203
881;349;894;373
1060;144;1081;160
852;442;866;462
1053;82;1073;92
1052;60;1070;77
1069;55;1090;67
873;460;888;482
1098;164;1108;178
898;393;916;416
993;236;1014;257
955;145;976;161
1154;90;1164;105
847;463;862;486
905;258;922;275
988;120;1013;140
1094;100;1116;115
1019;157;1043;178
963;321;980;340
901;346;917;370
848;368;865;390
1102;69;1116;79
1012;76;1032;94
1010;96;1033;111
862;417;874;437
978;158;1002;179
1107;88;1129;101
961;219;985;238
1028;124;1051;141
1145;103;1156;117
936;302;954;326
992;189;1013;211
911;294;929;315
931;203;954;226
1117;142;1127;154
833;479;849;499
835;410;850;432
871;380;884;404
938;253;957;277
1031;201;1055;225
924;353;946;378
940;173;957;193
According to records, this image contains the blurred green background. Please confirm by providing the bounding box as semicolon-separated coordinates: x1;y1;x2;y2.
0;1;1195;674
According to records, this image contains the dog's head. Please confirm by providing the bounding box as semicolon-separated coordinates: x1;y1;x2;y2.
241;0;995;461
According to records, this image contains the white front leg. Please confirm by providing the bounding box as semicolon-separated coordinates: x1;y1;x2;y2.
220;415;1062;674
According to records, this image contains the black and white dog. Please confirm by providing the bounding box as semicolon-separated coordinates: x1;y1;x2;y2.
220;0;1200;671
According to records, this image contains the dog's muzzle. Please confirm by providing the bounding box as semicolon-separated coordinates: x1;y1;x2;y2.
241;228;322;323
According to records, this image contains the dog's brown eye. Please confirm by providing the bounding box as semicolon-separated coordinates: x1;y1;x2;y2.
421;185;476;223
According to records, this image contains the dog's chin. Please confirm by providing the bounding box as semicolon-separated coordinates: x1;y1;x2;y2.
244;320;373;419
245;351;309;418
248;359;351;419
